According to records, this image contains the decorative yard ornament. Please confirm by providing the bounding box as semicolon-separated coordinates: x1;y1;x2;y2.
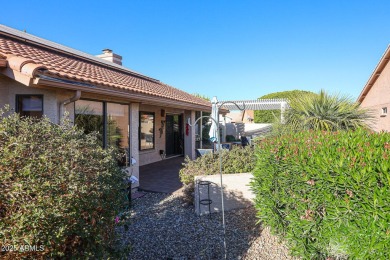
208;96;219;143
189;96;245;259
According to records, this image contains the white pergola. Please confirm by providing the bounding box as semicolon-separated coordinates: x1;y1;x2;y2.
218;98;289;123
219;98;289;111
206;97;289;143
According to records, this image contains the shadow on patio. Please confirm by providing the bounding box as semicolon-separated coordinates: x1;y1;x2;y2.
138;156;184;193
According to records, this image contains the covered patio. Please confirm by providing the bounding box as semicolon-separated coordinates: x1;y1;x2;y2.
138;157;184;193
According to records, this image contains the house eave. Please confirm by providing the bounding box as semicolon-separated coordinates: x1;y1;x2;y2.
33;76;212;112
358;45;390;103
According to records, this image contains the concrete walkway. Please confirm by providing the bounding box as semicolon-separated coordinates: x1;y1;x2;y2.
139;156;184;193
195;173;254;215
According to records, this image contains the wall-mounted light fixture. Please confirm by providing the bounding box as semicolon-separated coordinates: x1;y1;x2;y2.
159;120;166;138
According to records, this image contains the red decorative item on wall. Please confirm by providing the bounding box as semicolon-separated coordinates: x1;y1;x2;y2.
186;123;189;136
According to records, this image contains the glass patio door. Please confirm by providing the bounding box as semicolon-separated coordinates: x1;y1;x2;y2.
74;100;130;165
165;114;183;157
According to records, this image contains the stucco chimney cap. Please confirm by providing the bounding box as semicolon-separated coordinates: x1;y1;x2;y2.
96;49;122;65
102;49;113;54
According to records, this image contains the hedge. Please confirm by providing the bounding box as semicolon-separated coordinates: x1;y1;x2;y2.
0;107;129;258
180;146;256;185
251;129;390;259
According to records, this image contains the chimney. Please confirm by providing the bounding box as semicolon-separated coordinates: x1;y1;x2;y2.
96;49;122;65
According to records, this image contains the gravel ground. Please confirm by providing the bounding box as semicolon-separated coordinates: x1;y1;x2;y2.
117;191;295;260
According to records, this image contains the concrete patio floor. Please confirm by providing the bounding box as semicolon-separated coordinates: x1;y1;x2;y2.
138;156;184;193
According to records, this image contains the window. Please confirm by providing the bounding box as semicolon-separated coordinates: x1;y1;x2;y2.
74;100;130;166
381;107;387;117
139;112;155;150
107;103;129;150
16;95;43;118
75;100;104;147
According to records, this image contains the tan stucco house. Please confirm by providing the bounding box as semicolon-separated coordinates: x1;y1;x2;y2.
0;24;211;187
358;45;390;131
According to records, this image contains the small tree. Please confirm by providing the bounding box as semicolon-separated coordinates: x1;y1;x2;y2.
0;106;128;258
282;90;374;132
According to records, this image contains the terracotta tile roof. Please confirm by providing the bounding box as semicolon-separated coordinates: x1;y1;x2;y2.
0;25;211;109
357;45;390;103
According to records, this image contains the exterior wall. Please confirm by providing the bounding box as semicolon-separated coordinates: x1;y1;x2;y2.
243;110;255;123
0;75;199;176
0;75;9;108
223;110;254;124
360;60;390;132
184;110;196;160
138;104;188;166
138;104;166;166
0;75;76;123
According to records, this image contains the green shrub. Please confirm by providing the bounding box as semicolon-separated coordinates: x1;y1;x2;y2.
251;129;390;259
225;135;237;142
0;107;128;258
180;146;255;185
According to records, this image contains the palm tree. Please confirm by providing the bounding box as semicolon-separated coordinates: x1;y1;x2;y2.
278;90;374;132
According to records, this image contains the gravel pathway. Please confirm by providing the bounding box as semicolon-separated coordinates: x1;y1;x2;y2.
117;191;295;260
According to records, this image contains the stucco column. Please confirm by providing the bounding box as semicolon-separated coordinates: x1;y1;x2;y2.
184;110;196;160
200;111;203;149
130;102;140;188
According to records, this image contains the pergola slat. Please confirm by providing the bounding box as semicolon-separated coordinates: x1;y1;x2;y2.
219;99;289;111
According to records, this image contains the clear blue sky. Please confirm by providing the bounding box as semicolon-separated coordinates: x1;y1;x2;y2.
2;0;390;101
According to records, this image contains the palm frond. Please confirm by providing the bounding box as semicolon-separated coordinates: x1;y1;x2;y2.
274;89;375;133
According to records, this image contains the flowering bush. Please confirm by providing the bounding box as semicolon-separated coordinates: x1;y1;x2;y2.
0;107;128;258
179;146;255;204
251;129;390;259
180;146;255;185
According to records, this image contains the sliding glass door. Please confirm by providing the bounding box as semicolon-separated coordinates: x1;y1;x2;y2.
75;100;129;154
107;103;129;151
75;100;104;147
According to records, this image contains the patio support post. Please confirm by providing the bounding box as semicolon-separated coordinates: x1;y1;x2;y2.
190;110;196;159
130;103;140;188
200;111;203;149
184;110;196;160
281;101;287;124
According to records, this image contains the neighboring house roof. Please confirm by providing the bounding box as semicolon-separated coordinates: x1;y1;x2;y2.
0;24;211;111
357;45;390;103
